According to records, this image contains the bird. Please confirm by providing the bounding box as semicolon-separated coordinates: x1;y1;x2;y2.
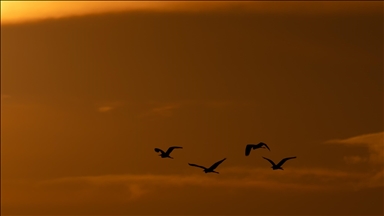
262;156;296;170
188;158;226;174
154;146;182;159
245;142;270;156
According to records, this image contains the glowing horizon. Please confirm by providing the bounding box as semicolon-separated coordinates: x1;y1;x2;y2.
1;1;380;25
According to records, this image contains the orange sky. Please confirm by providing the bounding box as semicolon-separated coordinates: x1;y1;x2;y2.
1;1;383;215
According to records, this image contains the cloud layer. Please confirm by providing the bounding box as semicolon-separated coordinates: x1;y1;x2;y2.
28;164;384;202
325;132;384;189
325;131;384;165
1;1;380;24
3;132;383;213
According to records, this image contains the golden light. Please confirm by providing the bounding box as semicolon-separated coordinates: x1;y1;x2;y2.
0;1;159;25
1;1;378;25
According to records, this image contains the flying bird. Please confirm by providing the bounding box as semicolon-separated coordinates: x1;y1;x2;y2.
245;142;270;156
262;156;296;170
188;158;226;174
154;146;182;159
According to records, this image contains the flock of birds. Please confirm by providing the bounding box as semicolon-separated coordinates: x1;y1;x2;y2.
154;142;297;174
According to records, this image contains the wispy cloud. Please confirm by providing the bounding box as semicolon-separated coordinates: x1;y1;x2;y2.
98;106;114;112
343;155;368;164
37;172;322;197
39;164;380;195
325;131;384;165
138;100;239;118
1;1;380;25
151;104;181;117
139;102;182;118
325;132;384;189
96;101;123;113
221;166;378;190
94;100;241;118
3;165;381;211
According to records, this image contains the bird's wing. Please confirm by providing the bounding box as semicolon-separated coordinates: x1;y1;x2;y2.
165;146;183;155
154;148;165;154
262;157;276;166
277;156;297;167
245;144;255;156
209;158;226;170
188;163;207;170
262;143;270;151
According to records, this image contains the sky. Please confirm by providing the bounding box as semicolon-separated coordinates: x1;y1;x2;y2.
1;1;383;215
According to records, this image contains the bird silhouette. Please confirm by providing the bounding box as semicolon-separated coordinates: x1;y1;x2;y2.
245;142;270;156
262;156;296;170
154;146;182;159
188;158;226;174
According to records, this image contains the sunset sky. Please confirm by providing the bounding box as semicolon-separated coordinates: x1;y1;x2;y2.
1;1;383;215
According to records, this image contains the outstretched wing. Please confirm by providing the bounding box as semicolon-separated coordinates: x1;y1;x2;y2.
262;157;276;166
188;163;207;170
209;158;226;170
261;142;270;151
277;156;296;167
245;144;255;156
165;146;183;155
154;148;165;154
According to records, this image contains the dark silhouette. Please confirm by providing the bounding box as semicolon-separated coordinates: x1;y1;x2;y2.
262;156;296;170
154;146;182;159
188;158;226;174
245;142;270;156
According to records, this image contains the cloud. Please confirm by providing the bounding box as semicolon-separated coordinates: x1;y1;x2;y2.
37;172;321;196
94;100;244;117
139;102;182;118
151;104;181;116
1;1;380;25
138;100;238;118
343;155;368;164
39;164;380;195
96;101;123;113
221;166;375;190
325;132;384;189
98;106;114;112
3;165;381;212
325;131;384;165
